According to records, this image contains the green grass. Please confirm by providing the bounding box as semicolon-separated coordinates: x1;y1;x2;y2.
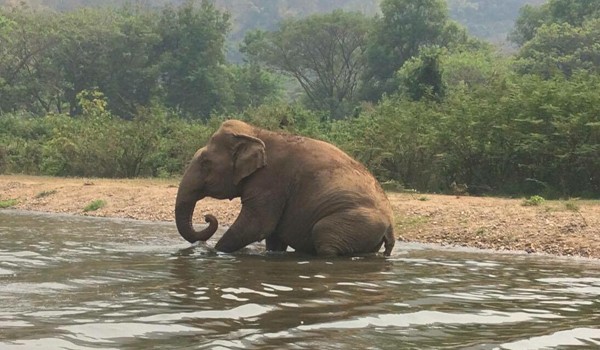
83;199;106;212
395;214;429;230
0;199;18;208
475;227;487;236
563;200;580;212
522;195;545;206
35;189;58;198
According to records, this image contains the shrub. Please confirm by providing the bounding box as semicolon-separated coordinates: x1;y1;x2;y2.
0;199;18;208
522;195;546;206
35;190;57;198
83;199;106;212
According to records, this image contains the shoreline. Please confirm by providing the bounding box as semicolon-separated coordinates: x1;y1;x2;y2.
1;175;599;259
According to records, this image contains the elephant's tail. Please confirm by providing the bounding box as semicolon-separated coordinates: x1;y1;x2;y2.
383;225;395;256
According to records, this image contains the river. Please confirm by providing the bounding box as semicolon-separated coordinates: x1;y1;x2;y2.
1;210;599;349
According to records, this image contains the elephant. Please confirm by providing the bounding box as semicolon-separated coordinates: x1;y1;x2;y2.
174;120;395;256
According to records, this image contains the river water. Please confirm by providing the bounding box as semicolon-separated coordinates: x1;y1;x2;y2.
0;210;599;349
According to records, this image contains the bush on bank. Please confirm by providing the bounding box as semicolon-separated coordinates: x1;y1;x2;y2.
1;71;599;198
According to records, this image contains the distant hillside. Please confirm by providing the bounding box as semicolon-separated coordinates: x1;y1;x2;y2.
448;0;547;45
1;0;547;47
213;0;379;41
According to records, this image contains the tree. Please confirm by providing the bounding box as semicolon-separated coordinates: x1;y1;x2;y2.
509;3;549;46
154;0;231;119
441;48;509;89
448;0;546;44
99;6;162;119
48;8;148;116
360;0;453;101
0;6;63;114
242;10;371;118
510;0;600;46
228;63;282;112
515;19;600;78
395;46;446;101
545;0;600;27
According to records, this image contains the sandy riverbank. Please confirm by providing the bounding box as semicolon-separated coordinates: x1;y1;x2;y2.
1;175;598;258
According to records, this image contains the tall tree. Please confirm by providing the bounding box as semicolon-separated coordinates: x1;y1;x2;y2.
50;8;139;116
0;7;63;114
154;0;231;119
100;6;162;119
510;0;600;46
360;0;450;101
395;46;446;102
242;10;371;118
515;19;600;78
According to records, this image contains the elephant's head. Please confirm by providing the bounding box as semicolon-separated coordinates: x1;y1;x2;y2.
175;120;267;243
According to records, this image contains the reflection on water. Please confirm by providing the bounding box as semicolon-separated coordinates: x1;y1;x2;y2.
1;210;599;349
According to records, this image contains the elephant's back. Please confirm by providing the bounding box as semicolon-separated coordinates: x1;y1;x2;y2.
285;137;392;216
266;130;392;216
276;134;369;175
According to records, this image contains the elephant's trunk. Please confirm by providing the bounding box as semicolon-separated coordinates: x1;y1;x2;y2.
175;198;219;244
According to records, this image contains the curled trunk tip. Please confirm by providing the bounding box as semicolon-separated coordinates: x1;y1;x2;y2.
175;200;219;243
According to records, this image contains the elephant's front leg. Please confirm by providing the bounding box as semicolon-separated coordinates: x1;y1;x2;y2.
265;234;288;252
214;203;280;253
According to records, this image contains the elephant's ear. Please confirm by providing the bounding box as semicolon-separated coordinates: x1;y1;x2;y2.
232;134;267;185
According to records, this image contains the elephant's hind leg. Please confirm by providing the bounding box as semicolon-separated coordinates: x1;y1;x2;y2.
311;209;389;256
382;225;395;256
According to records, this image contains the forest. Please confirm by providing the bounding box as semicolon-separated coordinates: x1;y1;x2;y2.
0;0;599;198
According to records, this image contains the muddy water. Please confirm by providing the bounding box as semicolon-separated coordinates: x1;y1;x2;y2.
0;211;599;349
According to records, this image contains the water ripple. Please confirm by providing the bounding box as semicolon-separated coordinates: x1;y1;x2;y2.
1;210;599;349
297;310;563;331
499;327;600;349
136;303;275;322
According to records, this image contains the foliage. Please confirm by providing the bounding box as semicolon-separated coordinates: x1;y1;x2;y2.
510;3;551;46
238;102;328;140
564;200;580;212
522;195;545;206
2;0;541;50
228;64;283;111
155;0;232;118
448;0;545;44
441;48;510;88
83;199;106;212
0;2;282;119
0;92;213;178
0;7;61;115
395;46;446;101
327;70;600;197
515;19;600;78
511;0;600;46
360;0;452;101
0;198;18;208
243;10;371;118
1;0;599;199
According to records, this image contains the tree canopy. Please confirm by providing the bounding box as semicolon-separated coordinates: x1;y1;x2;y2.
515;19;600;78
511;0;600;46
1;0;600;197
0;0;281;118
242;10;370;118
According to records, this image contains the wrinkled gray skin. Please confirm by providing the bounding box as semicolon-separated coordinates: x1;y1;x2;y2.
175;120;395;256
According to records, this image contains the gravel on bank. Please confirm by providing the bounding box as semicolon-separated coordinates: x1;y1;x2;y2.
1;175;599;259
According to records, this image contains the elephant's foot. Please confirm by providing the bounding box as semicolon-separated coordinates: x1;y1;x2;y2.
265;235;288;252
